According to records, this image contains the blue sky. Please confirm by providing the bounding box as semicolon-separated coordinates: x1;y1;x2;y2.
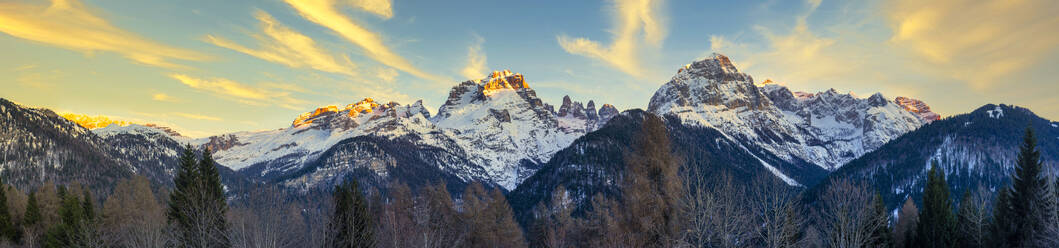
2;0;1057;137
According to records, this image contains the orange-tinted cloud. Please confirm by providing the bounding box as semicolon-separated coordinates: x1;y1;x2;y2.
557;0;666;78
169;74;308;110
0;0;208;68
887;0;1059;88
205;10;358;77
284;0;442;81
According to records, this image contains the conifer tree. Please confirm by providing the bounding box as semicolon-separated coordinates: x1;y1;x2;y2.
894;198;918;248
485;189;527;248
167;145;230;248
869;192;893;247
992;127;1057;246
326;180;374;248
915;162;956;247
81;190;93;222
0;179;16;242
24;192;39;227
23;191;41;245
197;147;229;246
43;189;85;248
990;188;1016;247
621;114;682;247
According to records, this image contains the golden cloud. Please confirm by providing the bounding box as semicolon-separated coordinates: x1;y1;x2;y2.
284;0;442;81
460;35;488;80
152;93;177;102
887;0;1059;88
169;74;308;110
375;67;399;83
172;112;222;121
205;10;358;77
0;0;208;68
347;0;393;19
557;0;666;78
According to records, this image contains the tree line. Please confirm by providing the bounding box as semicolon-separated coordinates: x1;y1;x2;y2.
0;116;1055;247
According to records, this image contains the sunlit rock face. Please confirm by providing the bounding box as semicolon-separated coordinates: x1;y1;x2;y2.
649;53;927;173
895;96;942;122
433;70;616;189
59;113;134;129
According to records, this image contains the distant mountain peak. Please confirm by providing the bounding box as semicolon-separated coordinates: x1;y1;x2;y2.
291;98;428;129
675;53;746;81
59;112;134;129
482;70;529;95
894;96;942;122
650;55;928;173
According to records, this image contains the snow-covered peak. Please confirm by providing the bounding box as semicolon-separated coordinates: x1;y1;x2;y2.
291;98;430;129
649;55;928;173
431;71;596;189
676;53;742;77
895;96;942;122
59;113;134;129
650;53;769;113
556;95;620;133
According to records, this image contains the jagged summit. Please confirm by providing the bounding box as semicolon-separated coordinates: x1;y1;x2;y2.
482;70;530;94
649;55;928;175
895;96;942;122
59;113;134;129
292;98;430;129
677;53;743;77
556;95;620;133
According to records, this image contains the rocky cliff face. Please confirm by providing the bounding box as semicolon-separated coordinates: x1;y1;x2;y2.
556;96;620;133
895;96;942;122
111;70;620;191
432;70;606;189
648;54;928;175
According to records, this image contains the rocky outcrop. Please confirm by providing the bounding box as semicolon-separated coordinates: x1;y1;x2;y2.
895;96;942;122
649;53;927;175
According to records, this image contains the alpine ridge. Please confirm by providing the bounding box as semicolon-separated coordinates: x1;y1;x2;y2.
649;53;929;173
84;70;618;192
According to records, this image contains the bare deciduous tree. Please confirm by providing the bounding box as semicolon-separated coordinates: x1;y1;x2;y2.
816;179;882;248
102;175;167;248
678;171;752;248
749;174;803;248
227;186;304;248
956;185;992;247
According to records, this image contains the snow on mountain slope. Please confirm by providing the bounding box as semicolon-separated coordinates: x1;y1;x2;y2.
87;71;616;191
197;98;442;175
648;53;928;171
818;104;1059;211
556;96;620;133
432;70;593;189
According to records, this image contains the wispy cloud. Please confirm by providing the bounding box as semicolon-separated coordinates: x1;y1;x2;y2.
375;67;399;83
205;10;357;77
169;74;308;110
708;0;864;90
348;0;393;19
460;34;488;80
886;0;1059;89
284;0;442;81
0;0;208;68
172;112;222;121
557;0;666;78
152;93;177;102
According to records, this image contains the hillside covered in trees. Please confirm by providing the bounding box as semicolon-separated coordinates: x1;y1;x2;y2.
0;115;1055;248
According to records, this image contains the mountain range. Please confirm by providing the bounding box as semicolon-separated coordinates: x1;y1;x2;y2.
2;53;1053;218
